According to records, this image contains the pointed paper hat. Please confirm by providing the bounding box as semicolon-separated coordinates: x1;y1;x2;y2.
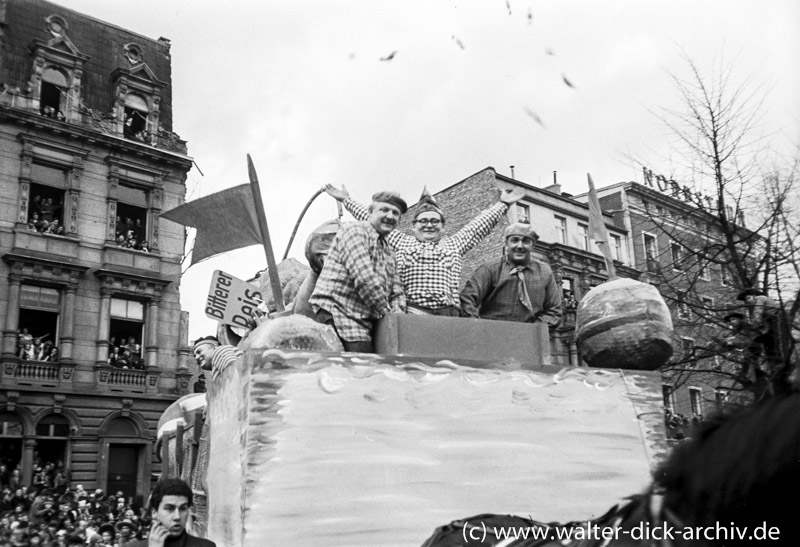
414;187;444;221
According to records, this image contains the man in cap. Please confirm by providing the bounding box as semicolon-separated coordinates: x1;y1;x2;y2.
324;184;524;315
460;222;562;325
192;336;242;381
128;477;215;547
310;191;407;351
115;518;138;546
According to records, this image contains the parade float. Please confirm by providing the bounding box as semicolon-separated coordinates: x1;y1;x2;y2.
156;160;674;546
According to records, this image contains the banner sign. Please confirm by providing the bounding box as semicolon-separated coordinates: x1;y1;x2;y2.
205;270;263;328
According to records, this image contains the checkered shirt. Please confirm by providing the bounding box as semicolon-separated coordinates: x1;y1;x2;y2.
310;221;405;342
460;256;562;326
343;198;507;309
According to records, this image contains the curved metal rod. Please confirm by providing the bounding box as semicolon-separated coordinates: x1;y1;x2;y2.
282;187;325;260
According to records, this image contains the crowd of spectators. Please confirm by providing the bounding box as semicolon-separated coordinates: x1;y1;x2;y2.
17;330;58;363
26;196;64;236
1;458;150;546
107;337;143;370
113;218;149;253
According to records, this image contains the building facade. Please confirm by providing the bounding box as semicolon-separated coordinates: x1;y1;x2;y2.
574;172;752;435
0;0;193;504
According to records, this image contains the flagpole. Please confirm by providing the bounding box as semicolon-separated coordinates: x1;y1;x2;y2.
587;173;617;279
247;154;285;313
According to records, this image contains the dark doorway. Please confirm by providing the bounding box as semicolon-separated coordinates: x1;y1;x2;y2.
107;444;138;499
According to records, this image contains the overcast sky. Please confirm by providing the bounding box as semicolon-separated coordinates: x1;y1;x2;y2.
53;0;800;341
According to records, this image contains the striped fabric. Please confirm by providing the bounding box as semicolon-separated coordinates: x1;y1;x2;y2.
210;345;242;380
343;198;507;309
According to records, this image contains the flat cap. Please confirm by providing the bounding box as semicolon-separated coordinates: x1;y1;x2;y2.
503;222;538;241
371;191;407;214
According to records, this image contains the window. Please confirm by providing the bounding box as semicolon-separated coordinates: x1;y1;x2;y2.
515;203;530;223
671;242;685;271
26;164;67;235
18;284;60;362
36;415;70;438
689;387;704;418
40;68;68;118
643;233;658;272
662;384;675;414
115;184;149;251
34;414;70;466
676;297;690;321
578;223;589;251
697;252;709;280
123;94;149;141
720;265;730;286
554;216;567;244
682;337;696;367
561;278;577;311
109;298;145;370
611;234;622;261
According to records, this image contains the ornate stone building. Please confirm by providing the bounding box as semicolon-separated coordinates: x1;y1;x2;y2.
0;0;193;504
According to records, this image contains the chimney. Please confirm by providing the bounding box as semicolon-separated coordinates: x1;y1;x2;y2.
543;170;561;195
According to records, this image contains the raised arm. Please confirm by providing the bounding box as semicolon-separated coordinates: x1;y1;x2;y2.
324;184;369;221
450;188;525;254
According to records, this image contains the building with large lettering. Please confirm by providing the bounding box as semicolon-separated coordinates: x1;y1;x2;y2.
0;0;194;504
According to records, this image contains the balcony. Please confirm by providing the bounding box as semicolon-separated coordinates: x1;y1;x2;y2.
1;358;76;388
95;365;161;394
12;229;80;264
102;244;162;275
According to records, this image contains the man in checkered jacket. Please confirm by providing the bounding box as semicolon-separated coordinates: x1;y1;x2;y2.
323;184;523;316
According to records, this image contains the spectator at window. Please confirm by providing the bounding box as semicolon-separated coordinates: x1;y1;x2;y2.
19;342;36;360
38;197;60;223
140;241;150;253
28;212;41;231
133;219;143;241
18;328;33;350
126;337;141;356
116;350;131;369
42;346;59;362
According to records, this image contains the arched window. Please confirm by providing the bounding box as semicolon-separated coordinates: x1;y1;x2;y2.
35;414;70;437
105;417;138;437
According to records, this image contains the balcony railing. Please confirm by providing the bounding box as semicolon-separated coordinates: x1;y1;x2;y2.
2;359;76;387
96;365;161;394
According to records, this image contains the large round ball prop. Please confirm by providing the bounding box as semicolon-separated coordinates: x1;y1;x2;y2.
575;277;673;370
